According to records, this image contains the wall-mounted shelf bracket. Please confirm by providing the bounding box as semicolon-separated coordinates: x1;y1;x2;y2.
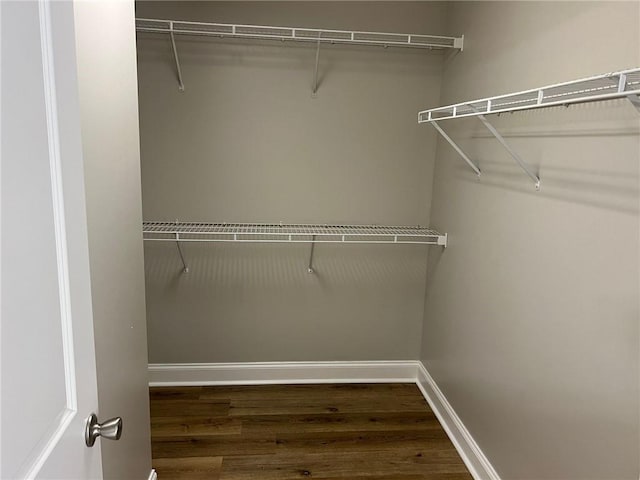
476;113;540;190
169;21;185;91
426;113;539;189
308;235;316;273
175;233;189;273
312;37;321;97
614;72;640;112
430;120;481;176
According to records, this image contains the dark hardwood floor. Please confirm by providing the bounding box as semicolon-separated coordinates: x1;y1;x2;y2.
149;383;473;480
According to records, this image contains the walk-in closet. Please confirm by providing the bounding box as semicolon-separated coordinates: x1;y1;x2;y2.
2;1;638;480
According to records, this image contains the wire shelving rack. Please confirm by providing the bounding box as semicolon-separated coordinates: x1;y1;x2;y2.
418;68;640;190
135;18;463;93
143;221;447;245
143;221;447;273
419;68;640;122
136;18;464;51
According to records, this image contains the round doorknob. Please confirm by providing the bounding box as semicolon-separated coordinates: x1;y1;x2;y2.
84;413;123;447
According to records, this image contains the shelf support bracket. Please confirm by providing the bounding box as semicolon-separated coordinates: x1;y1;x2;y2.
476;113;541;190
430;120;481;176
175;231;189;273
307;235;316;273
169;21;185;92
312;36;321;97
614;73;640;112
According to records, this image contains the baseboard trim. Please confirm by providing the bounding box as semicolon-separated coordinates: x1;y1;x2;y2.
147;360;499;480
148;361;419;386
416;363;500;480
147;469;157;480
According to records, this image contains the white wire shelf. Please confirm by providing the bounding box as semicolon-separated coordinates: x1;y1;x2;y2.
136;18;464;51
418;68;640;122
418;68;640;190
143;221;447;246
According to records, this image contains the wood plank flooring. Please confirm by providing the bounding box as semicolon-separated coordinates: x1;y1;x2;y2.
150;384;473;480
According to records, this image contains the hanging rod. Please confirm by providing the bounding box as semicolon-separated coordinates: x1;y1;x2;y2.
136;18;464;51
418;68;640;190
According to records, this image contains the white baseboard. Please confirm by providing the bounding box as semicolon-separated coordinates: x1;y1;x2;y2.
147;469;157;480
416;363;500;480
147;360;499;480
148;361;419;386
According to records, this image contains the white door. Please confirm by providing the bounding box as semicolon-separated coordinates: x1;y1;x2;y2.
2;1;106;478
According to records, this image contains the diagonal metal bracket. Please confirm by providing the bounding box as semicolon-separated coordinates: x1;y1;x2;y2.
174;220;189;273
615;73;640;112
175;235;189;273
169;21;185;91
430;120;481;176
307;235;316;273
312;36;321;97
428;114;540;190
476;113;541;190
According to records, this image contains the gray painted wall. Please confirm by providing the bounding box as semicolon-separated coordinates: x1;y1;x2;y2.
421;2;639;479
74;1;152;478
136;1;449;363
